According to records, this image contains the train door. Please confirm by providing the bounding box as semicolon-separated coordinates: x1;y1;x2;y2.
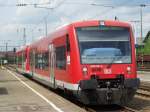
32;50;36;75
49;44;56;88
16;53;19;67
22;52;25;70
30;50;35;76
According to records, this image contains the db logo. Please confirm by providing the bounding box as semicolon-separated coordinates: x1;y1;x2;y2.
104;69;112;74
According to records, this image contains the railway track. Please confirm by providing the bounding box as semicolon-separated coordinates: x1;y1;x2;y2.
139;82;150;91
5;65;149;112
136;82;150;98
84;106;138;112
77;80;150;112
121;106;138;112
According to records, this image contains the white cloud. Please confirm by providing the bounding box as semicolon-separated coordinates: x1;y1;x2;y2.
0;0;150;49
38;0;50;4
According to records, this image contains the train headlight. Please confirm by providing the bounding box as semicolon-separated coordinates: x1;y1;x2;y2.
127;66;131;74
82;67;88;75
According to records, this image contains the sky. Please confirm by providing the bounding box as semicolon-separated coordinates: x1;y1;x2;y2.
0;0;150;51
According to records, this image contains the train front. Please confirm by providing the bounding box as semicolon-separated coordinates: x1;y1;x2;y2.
74;21;140;105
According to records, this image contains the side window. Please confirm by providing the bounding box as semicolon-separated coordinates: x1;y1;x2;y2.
36;54;43;69
35;53;38;68
43;52;49;70
22;52;25;63
66;34;70;52
56;46;66;70
29;51;31;66
35;52;49;70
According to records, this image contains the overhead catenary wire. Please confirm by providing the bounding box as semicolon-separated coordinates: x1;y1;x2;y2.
0;0;149;8
30;0;66;39
34;0;66;9
62;1;150;8
30;1;150;40
88;0;138;19
0;1;51;7
11;1;150;43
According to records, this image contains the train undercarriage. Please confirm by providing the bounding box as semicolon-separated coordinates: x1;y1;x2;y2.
78;75;140;105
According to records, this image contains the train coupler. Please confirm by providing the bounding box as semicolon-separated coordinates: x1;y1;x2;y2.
106;88;113;103
106;81;113;103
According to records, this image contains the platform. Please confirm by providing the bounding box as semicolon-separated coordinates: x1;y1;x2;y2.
137;71;150;82
0;68;85;112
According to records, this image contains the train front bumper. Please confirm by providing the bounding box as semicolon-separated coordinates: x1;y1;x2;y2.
78;78;140;105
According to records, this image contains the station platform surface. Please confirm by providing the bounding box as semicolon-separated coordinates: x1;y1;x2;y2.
137;71;150;82
0;68;85;112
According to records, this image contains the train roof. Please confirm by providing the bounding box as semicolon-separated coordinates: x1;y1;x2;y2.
16;45;28;53
19;20;131;52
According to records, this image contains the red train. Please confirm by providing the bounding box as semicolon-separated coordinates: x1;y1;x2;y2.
16;20;140;105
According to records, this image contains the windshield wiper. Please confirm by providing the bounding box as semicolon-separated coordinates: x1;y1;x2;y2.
107;56;123;68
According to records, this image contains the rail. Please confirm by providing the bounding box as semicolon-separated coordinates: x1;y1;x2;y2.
5;65;149;112
84;106;138;112
136;81;150;98
121;106;138;112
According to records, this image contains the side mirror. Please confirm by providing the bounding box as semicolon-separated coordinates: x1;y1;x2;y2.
66;34;70;52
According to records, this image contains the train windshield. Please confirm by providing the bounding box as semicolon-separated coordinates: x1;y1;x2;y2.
76;26;131;64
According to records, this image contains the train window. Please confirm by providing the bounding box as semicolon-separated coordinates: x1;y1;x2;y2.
35;52;49;70
76;26;132;64
66;34;70;52
43;52;49;70
35;53;38;68
56;46;66;70
36;53;43;69
29;51;32;66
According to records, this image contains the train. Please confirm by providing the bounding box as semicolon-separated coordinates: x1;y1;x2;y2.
16;20;140;105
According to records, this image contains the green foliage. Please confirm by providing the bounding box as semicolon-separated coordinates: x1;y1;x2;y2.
137;35;150;55
143;36;150;54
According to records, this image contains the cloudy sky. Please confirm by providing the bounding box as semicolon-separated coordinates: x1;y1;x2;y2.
0;0;150;51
